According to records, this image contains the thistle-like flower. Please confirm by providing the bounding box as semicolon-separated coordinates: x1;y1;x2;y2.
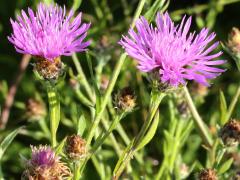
8;3;90;80
119;12;225;87
22;145;70;179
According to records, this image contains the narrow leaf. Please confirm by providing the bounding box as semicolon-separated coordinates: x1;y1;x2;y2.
145;0;169;22
77;115;86;136
218;158;233;175
135;111;160;151
219;90;227;125
0;127;22;160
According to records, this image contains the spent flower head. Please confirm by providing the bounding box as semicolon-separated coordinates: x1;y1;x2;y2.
22;145;70;179
219;119;240;146
25;98;46;121
227;27;240;55
65;135;87;160
225;27;240;71
198;169;218;180
114;87;136;113
8;3;90;61
119;12;225;87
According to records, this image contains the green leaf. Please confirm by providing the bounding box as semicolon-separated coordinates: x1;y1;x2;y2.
77;115;86;136
219;90;228;125
217;158;233;175
47;86;60;147
43;0;53;5
145;0;170;22
206;8;217;29
195;15;205;28
72;0;83;11
135;111;160;151
0;127;22;160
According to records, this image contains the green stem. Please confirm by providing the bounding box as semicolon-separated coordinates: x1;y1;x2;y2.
156;158;167;179
86;0;147;148
73;162;81;180
91;114;123;154
114;150;134;180
47;86;60;147
85;53;127;147
75;88;93;107
225;85;240;121
72;53;94;103
79;114;123;174
113;92;165;179
101;119;122;156
183;86;212;148
78;0;147;176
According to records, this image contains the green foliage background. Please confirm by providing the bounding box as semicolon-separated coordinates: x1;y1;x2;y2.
0;0;240;179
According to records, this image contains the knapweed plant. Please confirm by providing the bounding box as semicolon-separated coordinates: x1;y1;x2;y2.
0;0;240;179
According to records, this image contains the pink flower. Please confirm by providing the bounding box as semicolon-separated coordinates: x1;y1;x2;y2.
119;12;226;86
8;3;90;61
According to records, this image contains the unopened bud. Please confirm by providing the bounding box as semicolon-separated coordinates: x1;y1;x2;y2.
114;87;136;113
198;169;217;180
65;135;87;160
228;27;240;55
25;98;46;120
219;120;240;146
69;78;79;90
34;57;64;81
100;75;109;91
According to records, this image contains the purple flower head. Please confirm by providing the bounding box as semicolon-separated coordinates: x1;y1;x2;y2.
24;145;71;179
29;145;58;167
8;3;90;61
119;12;226;86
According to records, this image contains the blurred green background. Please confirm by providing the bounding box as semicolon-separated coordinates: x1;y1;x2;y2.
0;0;240;179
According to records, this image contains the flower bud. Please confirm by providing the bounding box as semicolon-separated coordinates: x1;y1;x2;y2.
25;98;46;121
69;78;79;90
198;169;217;180
114;87;136;113
226;27;240;71
191;82;208;97
34;57;64;81
65;135;87;160
22;145;70;179
228;27;240;55
219;120;240;146
100;75;109;91
180;163;189;179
